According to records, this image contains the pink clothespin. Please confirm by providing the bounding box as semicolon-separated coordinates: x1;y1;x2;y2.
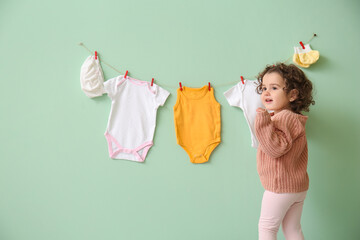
124;70;128;78
95;51;98;60
241;76;244;84
299;41;305;49
151;78;154;86
208;82;211;91
179;82;183;91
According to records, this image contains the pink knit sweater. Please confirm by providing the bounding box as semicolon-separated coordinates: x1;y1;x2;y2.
255;109;309;193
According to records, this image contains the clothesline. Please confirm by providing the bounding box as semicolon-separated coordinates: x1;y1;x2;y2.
78;33;317;89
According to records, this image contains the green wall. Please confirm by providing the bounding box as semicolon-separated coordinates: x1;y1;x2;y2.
1;0;359;239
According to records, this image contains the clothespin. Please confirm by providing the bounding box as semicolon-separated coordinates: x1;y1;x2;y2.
179;82;183;91
95;51;98;60
208;82;211;91
151;78;154;86
241;76;244;84
124;70;128;78
299;41;305;49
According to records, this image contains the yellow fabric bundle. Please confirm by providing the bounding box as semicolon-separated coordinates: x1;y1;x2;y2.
293;44;319;68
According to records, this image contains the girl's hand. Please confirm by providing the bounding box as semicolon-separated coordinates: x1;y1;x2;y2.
256;108;267;113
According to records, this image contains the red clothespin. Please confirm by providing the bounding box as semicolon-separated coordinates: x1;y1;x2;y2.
95;51;98;60
151;78;154;86
179;82;183;91
208;82;211;91
299;41;305;49
124;70;128;78
241;76;244;84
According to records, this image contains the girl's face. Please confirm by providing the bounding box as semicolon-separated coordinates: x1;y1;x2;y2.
260;72;297;114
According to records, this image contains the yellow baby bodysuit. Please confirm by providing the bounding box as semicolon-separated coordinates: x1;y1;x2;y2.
174;85;221;164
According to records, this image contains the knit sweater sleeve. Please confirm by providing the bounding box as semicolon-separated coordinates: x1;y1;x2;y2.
255;110;305;158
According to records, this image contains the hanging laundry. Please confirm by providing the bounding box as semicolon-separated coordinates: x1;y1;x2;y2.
103;75;170;162
174;85;221;164
293;44;320;68
224;80;265;148
80;55;105;98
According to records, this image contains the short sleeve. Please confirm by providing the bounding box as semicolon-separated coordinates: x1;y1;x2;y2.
154;84;170;108
103;77;118;99
223;83;243;109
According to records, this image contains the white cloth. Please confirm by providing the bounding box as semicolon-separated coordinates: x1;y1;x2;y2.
103;75;170;162
80;55;105;98
224;80;265;148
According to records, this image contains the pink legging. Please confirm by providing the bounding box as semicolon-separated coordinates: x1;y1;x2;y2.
258;190;307;240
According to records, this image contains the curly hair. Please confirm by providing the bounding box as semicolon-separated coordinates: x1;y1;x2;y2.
256;63;315;113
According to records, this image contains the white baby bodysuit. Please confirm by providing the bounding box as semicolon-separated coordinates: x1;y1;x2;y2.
103;75;170;162
224;80;265;148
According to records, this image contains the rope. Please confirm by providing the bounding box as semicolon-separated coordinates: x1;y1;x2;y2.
78;42;122;74
78;33;317;88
